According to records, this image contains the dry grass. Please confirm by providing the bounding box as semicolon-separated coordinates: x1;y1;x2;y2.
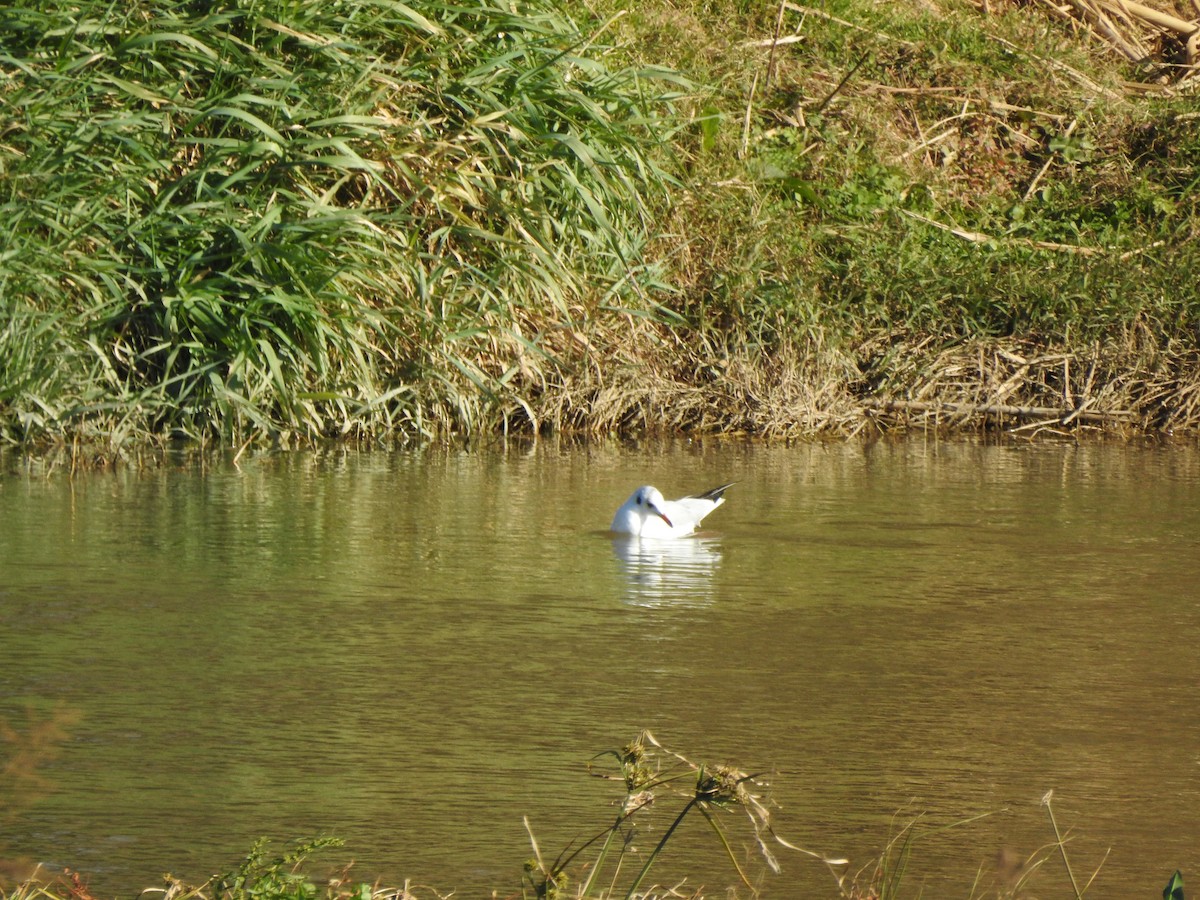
515;321;1200;440
1020;0;1200;81
855;329;1200;436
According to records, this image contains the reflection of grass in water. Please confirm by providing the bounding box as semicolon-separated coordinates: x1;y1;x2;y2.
1;703;82;825
0;703;83;890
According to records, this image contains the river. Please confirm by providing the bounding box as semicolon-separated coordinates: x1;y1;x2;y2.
2;438;1198;897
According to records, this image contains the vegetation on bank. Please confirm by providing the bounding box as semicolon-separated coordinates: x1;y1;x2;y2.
0;0;682;446
1;730;1184;898
3;0;1200;449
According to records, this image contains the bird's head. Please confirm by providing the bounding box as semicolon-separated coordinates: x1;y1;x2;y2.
634;485;673;528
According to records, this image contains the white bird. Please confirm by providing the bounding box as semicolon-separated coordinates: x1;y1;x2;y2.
610;483;734;539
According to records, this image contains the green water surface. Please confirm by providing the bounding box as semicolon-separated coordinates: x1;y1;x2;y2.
2;439;1198;897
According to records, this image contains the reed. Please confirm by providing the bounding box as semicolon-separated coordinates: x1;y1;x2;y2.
522;730;840;898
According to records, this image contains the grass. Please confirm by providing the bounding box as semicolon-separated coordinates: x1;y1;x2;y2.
522;730;837;898
0;0;681;448
587;0;1200;435
4;0;1200;451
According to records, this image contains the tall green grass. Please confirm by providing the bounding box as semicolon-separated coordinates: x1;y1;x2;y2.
0;0;682;446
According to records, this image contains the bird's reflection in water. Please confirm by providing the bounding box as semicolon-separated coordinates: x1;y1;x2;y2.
611;536;723;607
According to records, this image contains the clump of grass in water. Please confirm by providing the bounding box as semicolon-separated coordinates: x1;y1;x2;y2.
522;730;846;898
0;0;682;448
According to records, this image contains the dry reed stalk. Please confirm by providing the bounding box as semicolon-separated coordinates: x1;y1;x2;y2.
987;32;1124;98
1048;0;1200;81
1104;0;1196;36
780;2;919;47
870;86;1071;123
854;332;1200;435
861;397;1135;425
898;210;1111;255
1064;0;1149;60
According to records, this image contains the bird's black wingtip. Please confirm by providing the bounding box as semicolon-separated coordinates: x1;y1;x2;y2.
692;482;735;502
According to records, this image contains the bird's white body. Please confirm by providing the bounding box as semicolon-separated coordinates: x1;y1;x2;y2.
610;483;733;539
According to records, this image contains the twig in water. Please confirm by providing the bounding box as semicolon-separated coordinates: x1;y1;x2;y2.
1043;790;1082;898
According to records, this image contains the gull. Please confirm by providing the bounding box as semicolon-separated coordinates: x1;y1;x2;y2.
610;483;734;539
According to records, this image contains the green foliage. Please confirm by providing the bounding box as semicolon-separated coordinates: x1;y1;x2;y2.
0;0;680;444
213;838;344;900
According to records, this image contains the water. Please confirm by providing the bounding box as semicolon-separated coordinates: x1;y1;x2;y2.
2;439;1199;897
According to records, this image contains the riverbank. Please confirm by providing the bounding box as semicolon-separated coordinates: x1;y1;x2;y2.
3;0;1199;450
